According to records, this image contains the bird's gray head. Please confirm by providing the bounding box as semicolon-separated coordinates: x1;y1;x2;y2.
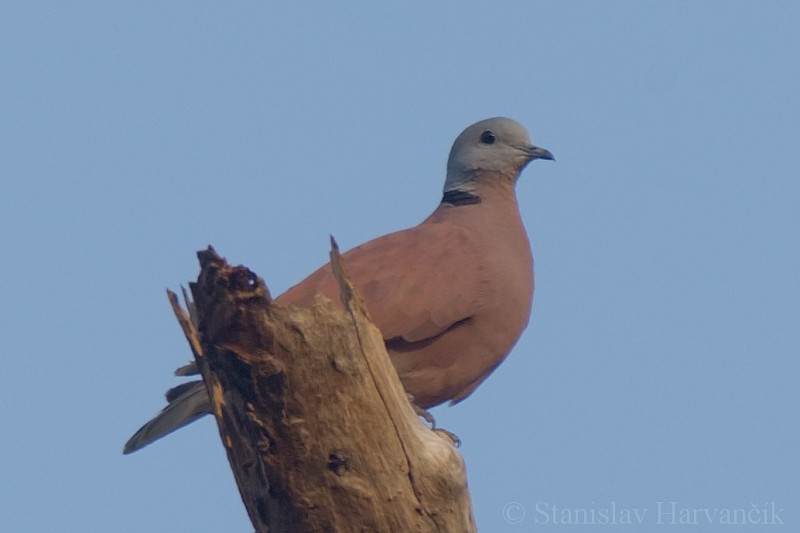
444;117;553;194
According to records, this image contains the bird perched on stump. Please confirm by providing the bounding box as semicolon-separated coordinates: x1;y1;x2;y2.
124;117;553;454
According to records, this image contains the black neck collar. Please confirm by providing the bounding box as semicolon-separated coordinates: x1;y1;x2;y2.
441;189;481;206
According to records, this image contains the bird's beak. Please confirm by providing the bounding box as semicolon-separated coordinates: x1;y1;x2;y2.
524;145;555;162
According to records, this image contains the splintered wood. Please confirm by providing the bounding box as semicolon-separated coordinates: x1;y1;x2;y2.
169;245;475;533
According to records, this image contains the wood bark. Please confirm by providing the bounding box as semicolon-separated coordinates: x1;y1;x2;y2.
168;244;476;532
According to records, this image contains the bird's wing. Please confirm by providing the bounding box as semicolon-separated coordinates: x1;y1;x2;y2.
277;220;487;343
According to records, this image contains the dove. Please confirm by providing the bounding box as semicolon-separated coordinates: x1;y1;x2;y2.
124;117;553;454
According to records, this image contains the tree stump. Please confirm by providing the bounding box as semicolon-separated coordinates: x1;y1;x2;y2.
168;243;476;532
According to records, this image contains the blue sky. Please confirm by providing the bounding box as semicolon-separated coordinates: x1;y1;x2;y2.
1;2;798;531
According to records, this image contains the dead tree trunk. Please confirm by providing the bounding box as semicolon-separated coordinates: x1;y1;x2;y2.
168;244;476;532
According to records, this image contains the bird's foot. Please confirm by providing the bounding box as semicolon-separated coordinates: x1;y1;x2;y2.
433;427;461;448
408;394;437;427
406;393;461;447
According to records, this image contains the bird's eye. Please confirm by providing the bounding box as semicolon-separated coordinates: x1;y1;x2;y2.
480;130;496;144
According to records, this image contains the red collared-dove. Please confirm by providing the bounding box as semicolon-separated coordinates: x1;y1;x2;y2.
124;117;553;454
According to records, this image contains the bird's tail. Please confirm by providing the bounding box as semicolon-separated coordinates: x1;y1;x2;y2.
123;380;211;454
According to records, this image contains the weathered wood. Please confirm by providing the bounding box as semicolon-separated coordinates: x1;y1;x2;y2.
168;245;475;532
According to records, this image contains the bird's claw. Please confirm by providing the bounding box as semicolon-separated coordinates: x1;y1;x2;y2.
433;427;461;448
407;393;436;427
406;393;460;447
